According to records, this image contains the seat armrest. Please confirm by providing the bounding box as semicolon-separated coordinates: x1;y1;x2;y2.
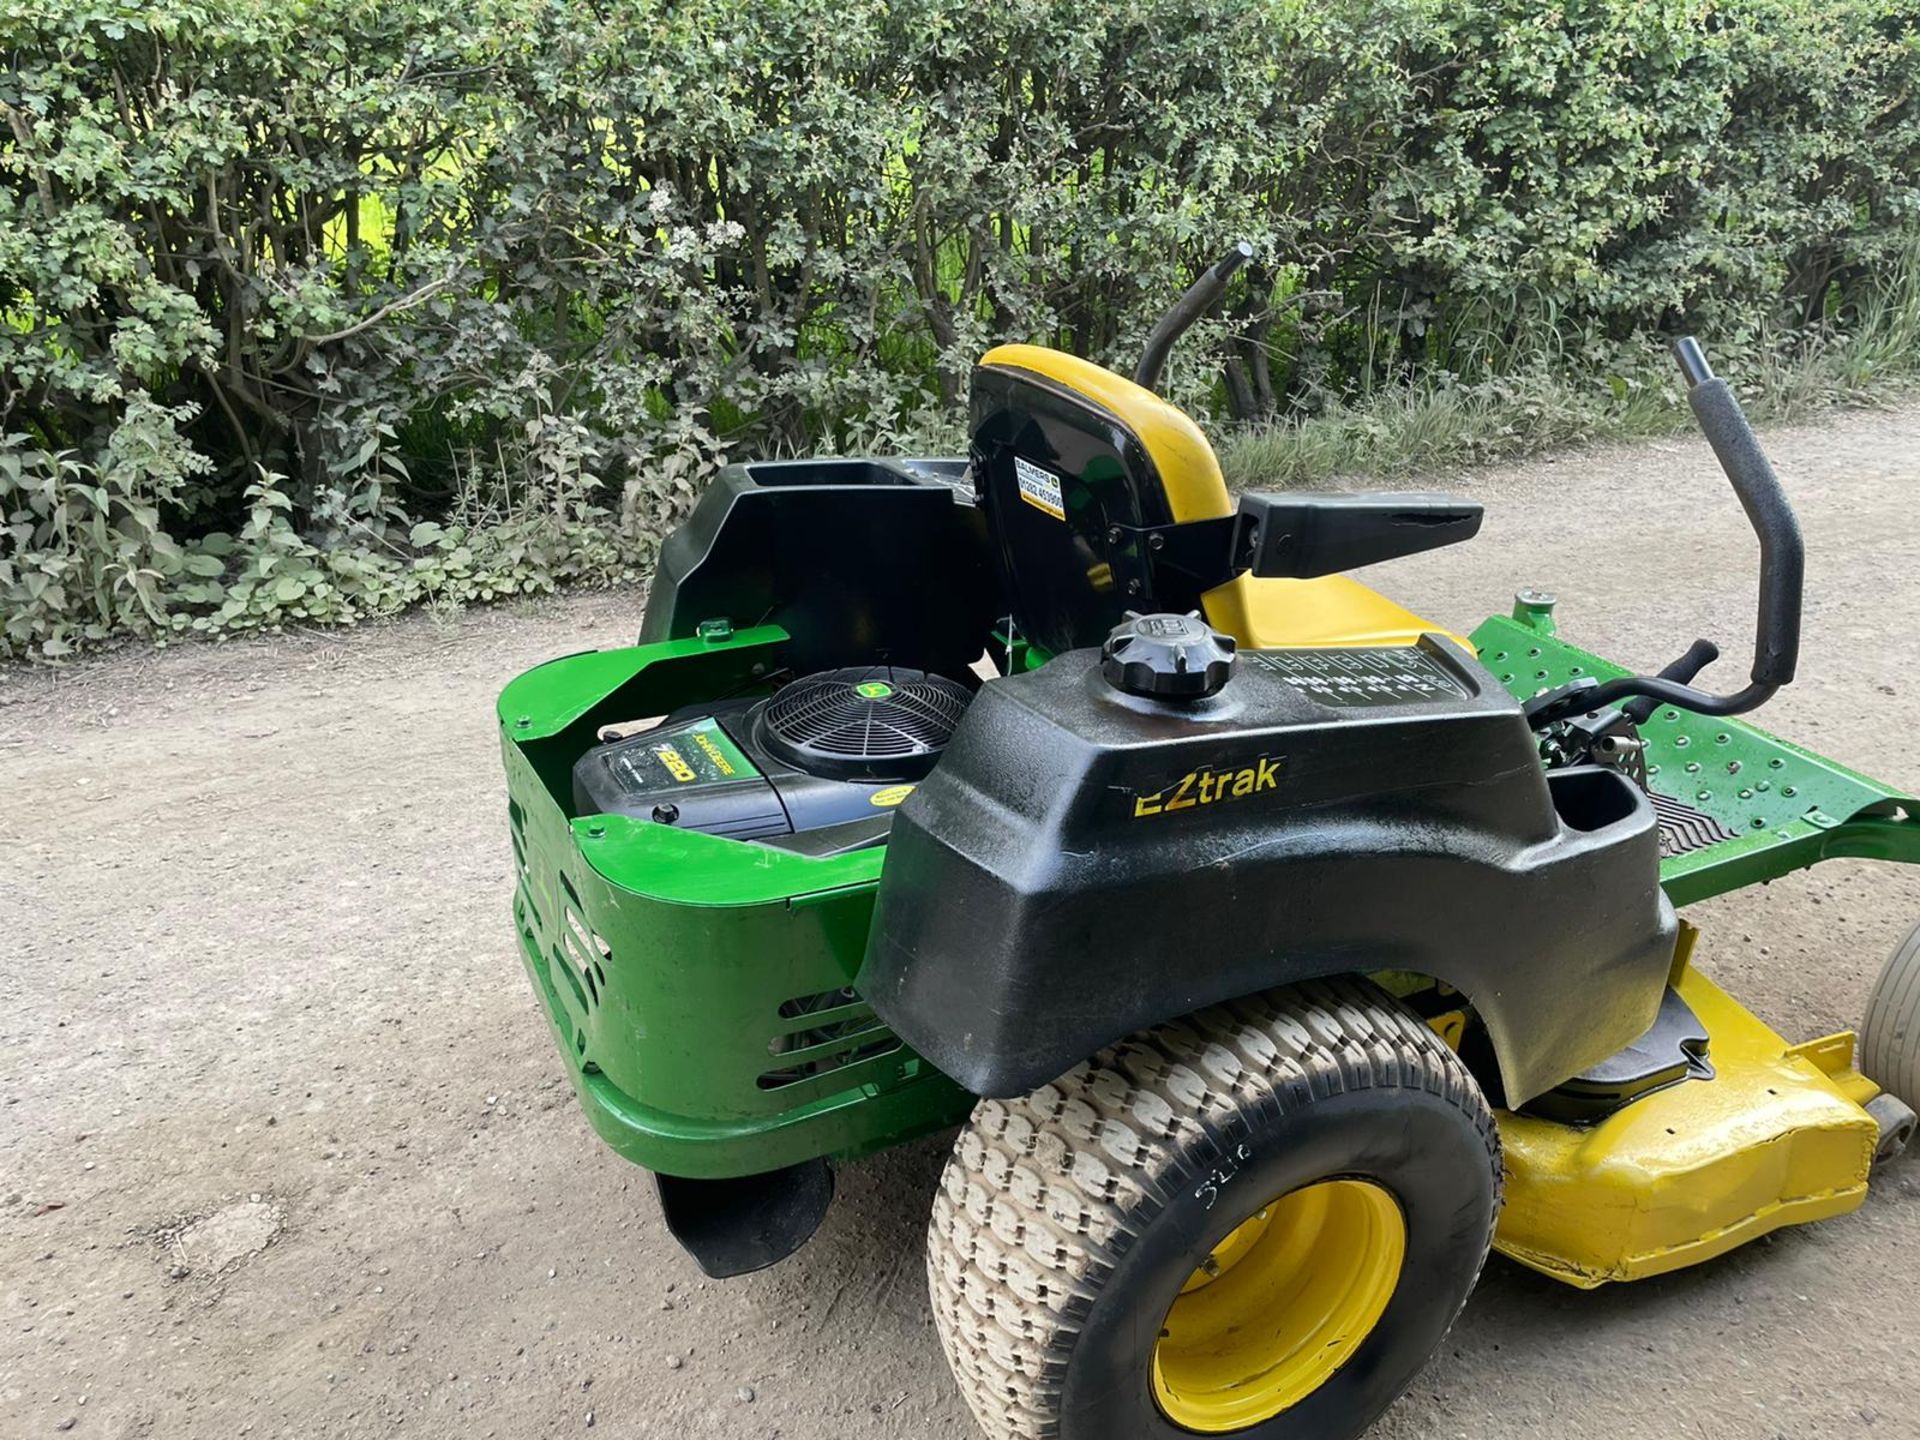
1235;492;1483;579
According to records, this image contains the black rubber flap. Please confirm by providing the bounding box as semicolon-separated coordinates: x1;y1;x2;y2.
654;1160;835;1278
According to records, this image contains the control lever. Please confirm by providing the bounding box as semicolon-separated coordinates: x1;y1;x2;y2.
1621;638;1721;725
1528;339;1803;730
1134;242;1253;394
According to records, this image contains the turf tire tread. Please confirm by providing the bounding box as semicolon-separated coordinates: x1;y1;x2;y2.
1863;918;1920;1106
926;977;1501;1440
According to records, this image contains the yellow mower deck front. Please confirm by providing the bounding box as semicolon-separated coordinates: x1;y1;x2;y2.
1492;940;1881;1288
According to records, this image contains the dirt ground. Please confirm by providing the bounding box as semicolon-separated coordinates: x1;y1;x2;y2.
5;405;1920;1440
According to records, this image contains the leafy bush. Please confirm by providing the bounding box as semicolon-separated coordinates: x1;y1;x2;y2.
3;0;1917;657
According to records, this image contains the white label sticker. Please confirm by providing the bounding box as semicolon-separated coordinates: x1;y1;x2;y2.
1013;455;1066;520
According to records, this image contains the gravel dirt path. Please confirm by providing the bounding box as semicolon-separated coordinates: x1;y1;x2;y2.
5;404;1920;1440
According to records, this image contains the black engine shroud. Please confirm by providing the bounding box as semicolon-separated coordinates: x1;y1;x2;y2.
859;638;1679;1106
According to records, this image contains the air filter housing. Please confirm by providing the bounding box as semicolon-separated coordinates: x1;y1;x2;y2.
756;667;972;782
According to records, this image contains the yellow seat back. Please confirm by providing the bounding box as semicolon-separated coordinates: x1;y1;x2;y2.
971;344;1460;653
979;345;1237;524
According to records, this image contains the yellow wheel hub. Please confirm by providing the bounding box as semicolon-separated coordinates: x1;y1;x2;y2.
1151;1179;1406;1432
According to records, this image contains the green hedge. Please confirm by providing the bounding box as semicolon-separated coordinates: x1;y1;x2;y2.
3;0;1917;656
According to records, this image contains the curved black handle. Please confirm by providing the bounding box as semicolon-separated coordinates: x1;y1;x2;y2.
1529;339;1803;729
1134;242;1253;393
1673;338;1803;689
1621;638;1720;724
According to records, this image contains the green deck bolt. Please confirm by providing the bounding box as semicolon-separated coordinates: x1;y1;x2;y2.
1511;589;1558;635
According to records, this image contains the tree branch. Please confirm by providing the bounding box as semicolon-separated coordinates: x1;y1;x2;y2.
298;278;452;348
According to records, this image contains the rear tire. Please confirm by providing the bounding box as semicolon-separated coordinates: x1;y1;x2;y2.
1863;918;1920;1109
927;977;1501;1440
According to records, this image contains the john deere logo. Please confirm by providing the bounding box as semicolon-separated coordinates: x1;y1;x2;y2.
855;681;894;699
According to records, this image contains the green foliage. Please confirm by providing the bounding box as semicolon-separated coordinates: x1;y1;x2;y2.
2;0;1917;658
1;443;642;653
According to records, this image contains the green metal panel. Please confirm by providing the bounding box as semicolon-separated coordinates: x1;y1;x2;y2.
500;626;972;1180
1471;613;1920;905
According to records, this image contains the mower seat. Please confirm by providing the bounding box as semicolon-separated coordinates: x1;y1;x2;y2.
970;344;1471;655
1203;572;1454;650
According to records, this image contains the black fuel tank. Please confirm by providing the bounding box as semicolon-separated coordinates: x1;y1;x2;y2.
858;638;1677;1105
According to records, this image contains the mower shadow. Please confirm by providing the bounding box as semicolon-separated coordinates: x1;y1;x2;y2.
722;1131;960;1360
747;1124;1878;1393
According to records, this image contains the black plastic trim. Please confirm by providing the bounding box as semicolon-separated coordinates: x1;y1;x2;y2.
1522;985;1715;1126
639;458;1001;680
859;640;1677;1106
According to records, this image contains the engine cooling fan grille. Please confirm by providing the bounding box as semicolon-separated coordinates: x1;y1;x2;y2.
758;667;972;781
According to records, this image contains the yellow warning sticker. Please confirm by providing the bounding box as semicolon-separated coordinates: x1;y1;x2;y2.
1014;455;1066;520
869;784;916;808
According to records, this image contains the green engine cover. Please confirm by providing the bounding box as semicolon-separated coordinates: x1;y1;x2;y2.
498;624;972;1180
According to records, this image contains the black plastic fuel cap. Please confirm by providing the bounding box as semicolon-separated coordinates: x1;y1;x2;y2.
1101;612;1238;700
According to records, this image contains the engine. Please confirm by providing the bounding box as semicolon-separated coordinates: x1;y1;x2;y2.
572;666;973;851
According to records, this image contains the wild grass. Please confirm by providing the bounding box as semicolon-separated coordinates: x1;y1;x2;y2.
1218;247;1920;491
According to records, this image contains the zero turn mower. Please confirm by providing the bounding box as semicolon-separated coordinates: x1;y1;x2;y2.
499;245;1920;1439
